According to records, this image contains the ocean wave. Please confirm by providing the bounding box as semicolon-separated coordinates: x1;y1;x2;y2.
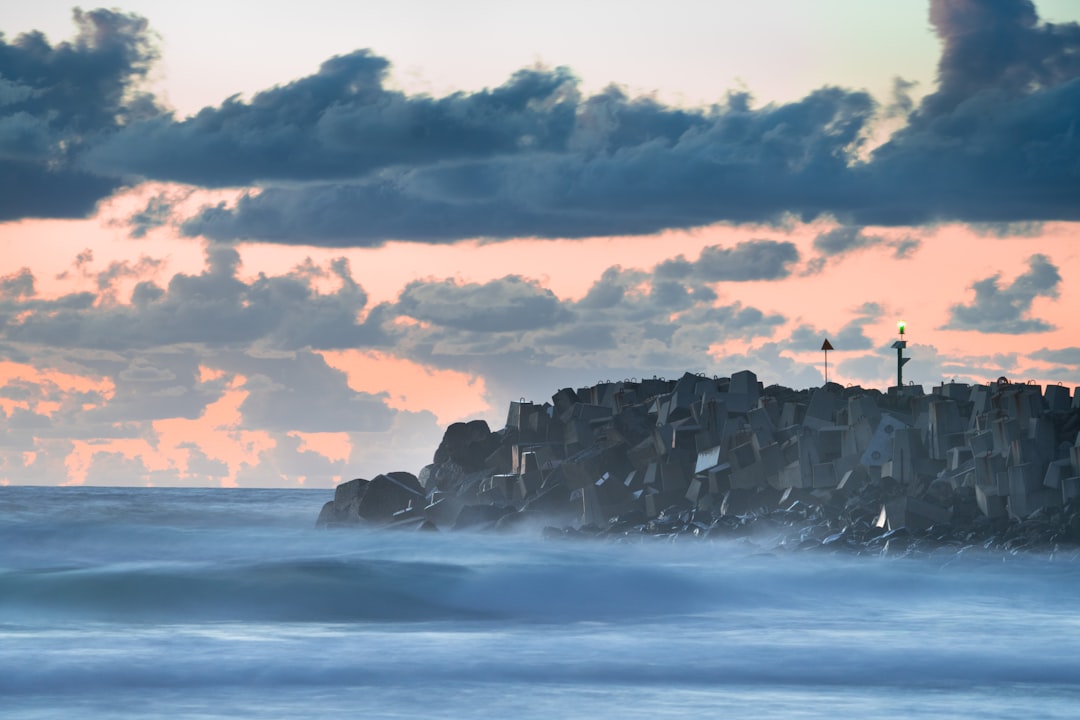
0;557;482;623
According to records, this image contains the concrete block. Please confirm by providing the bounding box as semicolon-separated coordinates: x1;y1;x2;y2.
974;411;997;433
755;441;783;476
815;426;846;462
757;395;782;428
975;483;1007;519
848;395;881;427
947;446;973;472
1009;438;1043;469
968;430;994;457
684;477;705;505
651;425;674;457
968;386;991;425
672;372;703;410
692;395;727;430
1063;476;1080;504
973;452;1006;493
520;452;543;495
996;470;1011;496
836;466;869;493
627;437;659;469
643;462;659;488
776;460;806;489
695;445;722;474
848;417;875;456
1044;459;1072;490
779;402;803;428
551;387;579;422
875;496;951;532
654;395;675;425
748;407;776;444
1044;384;1071;412
804;388;839;429
812;462;839;489
928;400;964;460
671;422;700;454
938;382;971;403
660;462;691;495
729;369;761;405
995;386;1044;424
480;474;518;503
562;419;595;450
707;463;732;494
992;416;1020;458
890;427;928;488
424;494;464;527
731;461;766;490
580;485;607;527
1008;487;1061;520
723;392;754;416
860;413;908;467
1009;463;1043;496
1029;417;1056;463
730;441;757;470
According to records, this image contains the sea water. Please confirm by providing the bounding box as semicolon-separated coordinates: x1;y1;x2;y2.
2;486;1079;719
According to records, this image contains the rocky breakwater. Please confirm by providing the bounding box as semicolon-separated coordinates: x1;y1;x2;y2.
317;371;1080;554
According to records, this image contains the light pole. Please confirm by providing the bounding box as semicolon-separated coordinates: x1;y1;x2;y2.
891;320;910;389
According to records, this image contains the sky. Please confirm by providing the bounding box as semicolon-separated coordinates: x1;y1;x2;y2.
2;0;1080;488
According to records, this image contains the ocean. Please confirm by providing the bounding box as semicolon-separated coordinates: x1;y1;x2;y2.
2;486;1079;719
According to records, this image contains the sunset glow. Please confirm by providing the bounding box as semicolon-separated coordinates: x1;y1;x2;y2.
3;0;1080;486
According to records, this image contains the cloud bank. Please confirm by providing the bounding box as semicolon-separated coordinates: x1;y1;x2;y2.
3;0;1079;241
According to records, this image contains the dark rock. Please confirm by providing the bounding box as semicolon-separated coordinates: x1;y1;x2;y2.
316;370;1080;554
453;504;515;530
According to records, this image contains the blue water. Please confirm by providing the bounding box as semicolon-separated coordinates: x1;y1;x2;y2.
2;487;1079;719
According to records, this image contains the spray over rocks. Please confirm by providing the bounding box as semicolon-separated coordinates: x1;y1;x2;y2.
317;371;1080;554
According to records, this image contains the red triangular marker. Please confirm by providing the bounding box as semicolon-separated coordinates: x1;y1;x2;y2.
821;339;834;351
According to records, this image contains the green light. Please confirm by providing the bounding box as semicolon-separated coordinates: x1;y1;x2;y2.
898;320;906;335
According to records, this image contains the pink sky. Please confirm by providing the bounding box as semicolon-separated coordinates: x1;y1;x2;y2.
2;1;1079;486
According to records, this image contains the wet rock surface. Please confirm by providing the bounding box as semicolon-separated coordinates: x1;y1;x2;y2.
317;371;1080;555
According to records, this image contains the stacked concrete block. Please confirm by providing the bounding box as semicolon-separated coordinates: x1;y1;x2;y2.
319;370;1080;543
860;413;908;468
928;400;965;460
1045;385;1071;413
876;495;951;532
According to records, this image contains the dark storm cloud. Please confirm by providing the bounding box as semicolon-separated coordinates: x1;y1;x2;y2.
179;87;875;244
0;247;385;351
655;240;800;282
813;227;887;256
942;253;1061;333
88;52;579;186
396;276;571;332
857;0;1080;225
1031;346;1080;365
82;351;227;423
925;0;1080;115
803;227;921;273
12;1;1080;236
0;8;161;220
227;351;395;433
172;0;1080;242
0;268;34;299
